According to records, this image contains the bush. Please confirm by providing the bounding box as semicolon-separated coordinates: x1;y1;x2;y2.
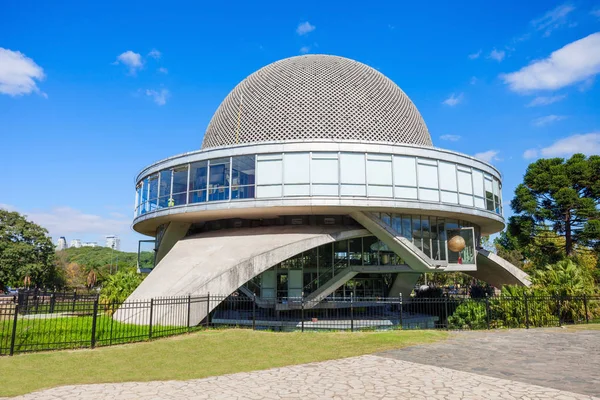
447;300;487;330
99;270;144;314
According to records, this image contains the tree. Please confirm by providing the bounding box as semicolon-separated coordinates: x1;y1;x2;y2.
531;259;596;297
508;154;600;257
0;209;60;290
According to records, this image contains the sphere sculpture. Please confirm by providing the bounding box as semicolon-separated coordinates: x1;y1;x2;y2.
448;235;466;253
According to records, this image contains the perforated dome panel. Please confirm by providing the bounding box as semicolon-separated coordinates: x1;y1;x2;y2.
201;54;432;149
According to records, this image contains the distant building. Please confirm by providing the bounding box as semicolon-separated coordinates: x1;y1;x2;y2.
106;235;121;251
56;237;68;251
70;239;82;248
81;242;98;248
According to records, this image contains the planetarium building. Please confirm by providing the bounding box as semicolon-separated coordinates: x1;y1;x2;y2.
126;54;530;326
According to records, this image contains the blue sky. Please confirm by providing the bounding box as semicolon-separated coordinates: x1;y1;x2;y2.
1;1;600;251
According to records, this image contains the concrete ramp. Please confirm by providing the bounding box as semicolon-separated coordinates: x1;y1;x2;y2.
115;225;368;326
467;249;531;288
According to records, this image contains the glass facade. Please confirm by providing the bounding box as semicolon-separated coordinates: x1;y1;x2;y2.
251;235;405;299
373;213;479;263
135;152;503;218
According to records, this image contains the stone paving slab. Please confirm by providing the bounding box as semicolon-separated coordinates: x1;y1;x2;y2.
5;354;599;400
378;328;600;397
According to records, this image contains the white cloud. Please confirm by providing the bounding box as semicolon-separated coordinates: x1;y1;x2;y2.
145;88;169;105
526;94;567;107
148;49;161;59
523;148;539;159
532;114;567;127
523;132;600;159
0;48;46;97
442;93;464;106
531;3;575;37
300;46;311;54
114;50;143;73
24;206;130;237
470;76;478;85
440;134;461;141
474;150;501;163
296;21;316;35
501;33;600;92
468;50;481;60
488;48;506;62
0;203;16;211
157;67;168;74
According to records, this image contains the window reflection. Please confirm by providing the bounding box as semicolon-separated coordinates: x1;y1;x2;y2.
421;216;431;258
232;155;255;199
412;216;422;251
158;170;171;208
362;236;380;266
189;161;208;203
148;174;159;211
348;238;362;266
402;215;412;240
172;165;188;206
208;158;230;201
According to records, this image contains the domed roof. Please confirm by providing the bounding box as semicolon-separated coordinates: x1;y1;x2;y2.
201;54;432;149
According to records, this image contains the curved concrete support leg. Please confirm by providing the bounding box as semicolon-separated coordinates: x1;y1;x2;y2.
467;249;531;288
155;222;191;265
115;226;368;326
389;272;422;299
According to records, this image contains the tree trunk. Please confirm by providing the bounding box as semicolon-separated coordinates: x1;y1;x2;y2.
565;214;572;256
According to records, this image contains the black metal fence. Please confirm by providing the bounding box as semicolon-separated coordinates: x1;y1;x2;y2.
0;293;598;356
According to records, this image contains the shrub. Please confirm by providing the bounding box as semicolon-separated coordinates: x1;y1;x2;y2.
99;270;144;314
447;300;487;330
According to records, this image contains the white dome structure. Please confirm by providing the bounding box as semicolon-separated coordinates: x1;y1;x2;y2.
122;54;530;329
202;55;432;149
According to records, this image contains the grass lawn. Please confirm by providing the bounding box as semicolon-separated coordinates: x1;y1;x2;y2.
0;328;447;397
565;323;600;331
0;314;193;354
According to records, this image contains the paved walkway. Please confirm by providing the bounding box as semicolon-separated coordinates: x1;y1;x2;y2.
379;328;600;396
6;328;600;399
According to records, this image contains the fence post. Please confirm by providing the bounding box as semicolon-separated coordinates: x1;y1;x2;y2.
444;295;449;330
524;293;530;329
252;293;256;331
583;294;589;324
9;304;19;356
485;295;490;330
187;295;192;331
350;293;354;332
148;298;154;339
49;293;56;314
557;295;562;327
91;298;98;348
301;293;305;333
398;293;403;330
72;289;77;313
205;293;210;328
109;301;115;346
